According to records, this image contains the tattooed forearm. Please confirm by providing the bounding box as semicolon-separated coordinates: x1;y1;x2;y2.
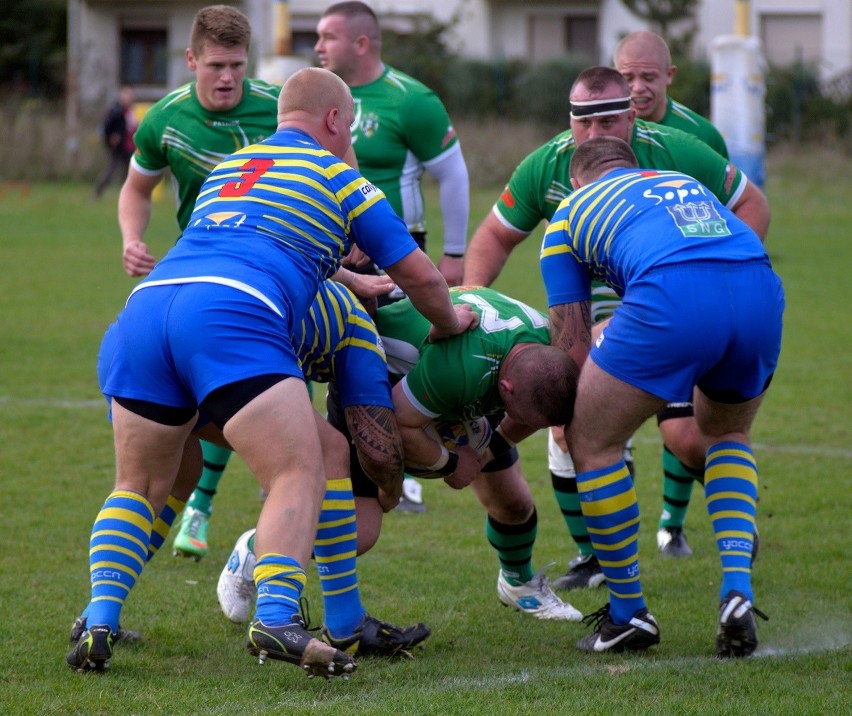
344;404;404;493
548;301;592;353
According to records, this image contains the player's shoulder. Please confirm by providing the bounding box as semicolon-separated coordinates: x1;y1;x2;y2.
382;66;432;94
152;83;194;113
245;77;281;104
519;129;574;169
633;119;709;153
380;66;448;114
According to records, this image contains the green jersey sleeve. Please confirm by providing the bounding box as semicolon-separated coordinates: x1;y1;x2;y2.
493;130;576;232
397;87;458;164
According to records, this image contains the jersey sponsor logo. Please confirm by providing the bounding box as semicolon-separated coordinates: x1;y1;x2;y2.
642;177;731;238
206;119;241;128
721;539;753;552
499;186;515;208
191;211;248;229
666;201;730;237
359;182;380;198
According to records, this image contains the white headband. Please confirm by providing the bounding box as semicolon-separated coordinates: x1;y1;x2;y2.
570;96;631;118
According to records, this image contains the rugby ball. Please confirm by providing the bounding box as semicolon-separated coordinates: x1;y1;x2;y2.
425;416;492;457
407;417;493;478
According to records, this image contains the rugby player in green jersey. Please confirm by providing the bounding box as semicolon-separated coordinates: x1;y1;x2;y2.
615;31;729;158
463;66;770;590
376;287;584;621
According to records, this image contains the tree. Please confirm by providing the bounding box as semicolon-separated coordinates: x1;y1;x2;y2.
0;0;67;95
620;0;699;56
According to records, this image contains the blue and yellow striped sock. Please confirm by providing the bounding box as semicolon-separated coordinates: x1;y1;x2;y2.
315;478;364;638
254;554;306;626
147;495;186;560
86;490;154;632
487;508;537;585
576;461;643;624
704;441;757;601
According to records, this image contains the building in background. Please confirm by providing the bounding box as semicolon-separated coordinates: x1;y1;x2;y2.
65;0;850;168
68;0;851;107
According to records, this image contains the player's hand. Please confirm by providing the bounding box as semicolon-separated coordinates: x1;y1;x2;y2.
428;303;479;343
551;425;569;452
438;254;464;287
342;244;373;269
123;241;156;277
347;271;396;299
442;446;480;490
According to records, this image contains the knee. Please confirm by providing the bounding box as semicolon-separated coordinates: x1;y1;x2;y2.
659;421;706;469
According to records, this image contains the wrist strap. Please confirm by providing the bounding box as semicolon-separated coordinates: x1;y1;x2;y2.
437;450;460;476
488;427;516;458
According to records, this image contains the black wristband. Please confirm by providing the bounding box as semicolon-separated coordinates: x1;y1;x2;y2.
437;450;459;476
488;431;515;458
443;252;464;258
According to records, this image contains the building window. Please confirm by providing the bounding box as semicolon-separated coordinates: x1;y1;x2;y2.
760;13;821;67
528;15;597;63
121;28;168;86
566;17;597;59
292;30;318;60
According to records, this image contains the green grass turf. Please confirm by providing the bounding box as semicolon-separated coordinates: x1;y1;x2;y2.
0;146;849;714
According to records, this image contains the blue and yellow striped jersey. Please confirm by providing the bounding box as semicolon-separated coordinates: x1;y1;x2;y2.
540;168;769;307
296;281;391;409
141;127;417;325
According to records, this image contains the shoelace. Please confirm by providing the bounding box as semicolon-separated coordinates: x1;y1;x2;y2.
186;511;205;538
581;604;612;631
298;596;320;633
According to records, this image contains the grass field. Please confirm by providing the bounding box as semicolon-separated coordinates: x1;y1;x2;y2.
0;147;850;715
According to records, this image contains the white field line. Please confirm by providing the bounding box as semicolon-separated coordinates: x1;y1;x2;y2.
2;396;850;459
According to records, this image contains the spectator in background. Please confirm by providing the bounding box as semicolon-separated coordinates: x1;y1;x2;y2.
93;86;136;198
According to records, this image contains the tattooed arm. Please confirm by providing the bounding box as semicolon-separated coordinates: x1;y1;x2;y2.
548;300;593;370
344;404;404;511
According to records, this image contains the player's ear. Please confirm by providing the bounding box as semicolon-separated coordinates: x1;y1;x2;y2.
667;64;677;84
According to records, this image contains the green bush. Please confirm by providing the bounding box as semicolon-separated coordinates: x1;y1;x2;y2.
513;55;592;130
669;56;713;117
442;58;523;119
766;62;851;144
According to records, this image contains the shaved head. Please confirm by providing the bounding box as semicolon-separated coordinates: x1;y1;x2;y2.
614;31;671;69
276;67;354;158
612;31;676;122
278;67;351;120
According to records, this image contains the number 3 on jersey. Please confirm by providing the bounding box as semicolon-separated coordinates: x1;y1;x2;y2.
219;158;274;197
